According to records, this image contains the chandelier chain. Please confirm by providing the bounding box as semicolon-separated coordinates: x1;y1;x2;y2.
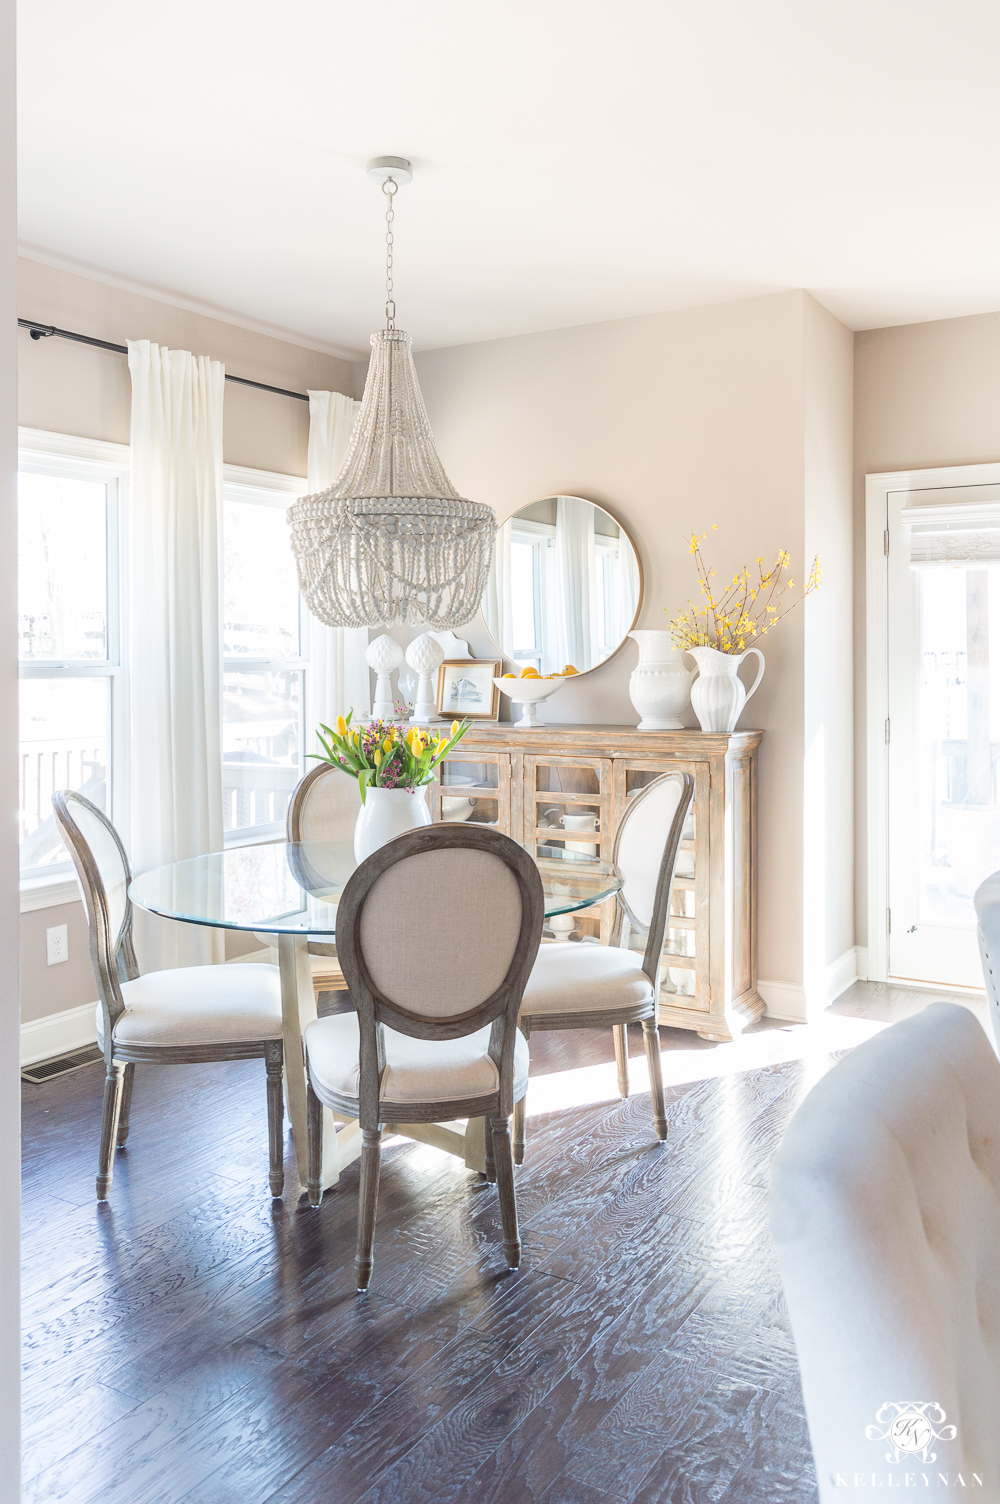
383;178;396;330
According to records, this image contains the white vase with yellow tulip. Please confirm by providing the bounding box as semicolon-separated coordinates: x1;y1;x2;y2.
311;712;471;863
667;528;821;734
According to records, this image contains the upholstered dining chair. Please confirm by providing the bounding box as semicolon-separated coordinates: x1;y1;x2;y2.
304;824;544;1290
974;869;1000;1055
279;763;362;1003
770;1003;1000;1500
53;790;285;1202
513;770;694;1164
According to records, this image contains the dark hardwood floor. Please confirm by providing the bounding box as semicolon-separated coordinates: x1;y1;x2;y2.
21;1004;831;1504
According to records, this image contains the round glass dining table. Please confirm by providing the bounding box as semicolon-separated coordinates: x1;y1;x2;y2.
129;840;623;935
129;840;623;1194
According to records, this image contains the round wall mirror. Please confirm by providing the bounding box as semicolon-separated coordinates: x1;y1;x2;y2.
481;495;642;675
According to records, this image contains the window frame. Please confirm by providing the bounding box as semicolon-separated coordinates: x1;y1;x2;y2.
17;428;131;904
221;464;308;849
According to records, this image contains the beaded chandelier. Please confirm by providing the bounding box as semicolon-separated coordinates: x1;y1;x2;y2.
288;157;496;629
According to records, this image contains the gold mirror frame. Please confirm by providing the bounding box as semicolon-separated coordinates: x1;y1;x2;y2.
479;494;644;680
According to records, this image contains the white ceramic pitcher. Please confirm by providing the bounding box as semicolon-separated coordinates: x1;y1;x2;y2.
684;644;765;733
627;630;693;729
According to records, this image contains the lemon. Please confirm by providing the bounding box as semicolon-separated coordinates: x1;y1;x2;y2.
561;664;579;675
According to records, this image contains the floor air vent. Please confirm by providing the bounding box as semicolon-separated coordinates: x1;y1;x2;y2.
21;1045;103;1084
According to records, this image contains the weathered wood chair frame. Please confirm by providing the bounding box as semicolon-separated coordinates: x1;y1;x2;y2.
514;770;694;1163
306;823;544;1290
53;790;284;1201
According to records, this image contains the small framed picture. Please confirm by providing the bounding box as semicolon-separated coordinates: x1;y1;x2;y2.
435;659;502;720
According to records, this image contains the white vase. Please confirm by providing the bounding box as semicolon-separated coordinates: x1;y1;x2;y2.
627;630;693;730
685;644;765;733
353;786;432;864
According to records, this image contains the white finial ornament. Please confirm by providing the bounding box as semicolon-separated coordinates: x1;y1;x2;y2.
366;634;404;720
405;633;445;722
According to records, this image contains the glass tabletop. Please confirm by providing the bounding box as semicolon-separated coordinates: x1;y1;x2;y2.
128;840;623;935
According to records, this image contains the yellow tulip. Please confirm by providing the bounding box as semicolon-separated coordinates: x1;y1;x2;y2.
374;751;382;767
336;715;347;737
383;736;393;754
451;720;460;738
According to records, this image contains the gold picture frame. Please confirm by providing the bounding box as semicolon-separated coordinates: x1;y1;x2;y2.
435;659;502;720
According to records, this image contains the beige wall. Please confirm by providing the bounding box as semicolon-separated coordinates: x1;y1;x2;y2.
853;311;1000;948
804;298;855;984
17;257;360;1026
415;290;855;995
17;256;360;471
19;901;92;1025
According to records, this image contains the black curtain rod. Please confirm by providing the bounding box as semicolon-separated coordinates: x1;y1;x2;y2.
17;319;311;403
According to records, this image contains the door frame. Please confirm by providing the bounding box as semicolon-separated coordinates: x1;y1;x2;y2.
866;461;1000;982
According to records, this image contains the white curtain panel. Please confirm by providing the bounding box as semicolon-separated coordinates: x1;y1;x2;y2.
483;517;513;655
306;391;370;741
128;339;225;971
617;532;641;637
555;495;597;671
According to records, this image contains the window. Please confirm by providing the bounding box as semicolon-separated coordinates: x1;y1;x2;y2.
507;520;625;671
595;536;623;663
509;520;554;671
222;471;308;844
17;435;129;885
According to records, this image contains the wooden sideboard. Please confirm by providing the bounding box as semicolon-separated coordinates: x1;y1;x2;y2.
428;724;764;1043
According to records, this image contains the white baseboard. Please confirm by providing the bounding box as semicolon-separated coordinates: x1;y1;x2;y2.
20;1001;97;1067
20;950;278;1067
854;945;869;981
760;945;861;1024
758;979;808;1023
826;946;860;1003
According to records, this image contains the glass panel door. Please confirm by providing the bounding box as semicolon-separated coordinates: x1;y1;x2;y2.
430;752;510;832
887;485;1000;986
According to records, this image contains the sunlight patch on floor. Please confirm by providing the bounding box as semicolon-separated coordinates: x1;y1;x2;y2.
524;1011;887;1118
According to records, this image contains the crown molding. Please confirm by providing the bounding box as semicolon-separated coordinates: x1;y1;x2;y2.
17;243;367;363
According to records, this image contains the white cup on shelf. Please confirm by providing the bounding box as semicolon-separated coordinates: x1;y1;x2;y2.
557;811;599;859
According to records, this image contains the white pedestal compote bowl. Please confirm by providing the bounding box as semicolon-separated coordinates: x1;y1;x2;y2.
494;675;567;729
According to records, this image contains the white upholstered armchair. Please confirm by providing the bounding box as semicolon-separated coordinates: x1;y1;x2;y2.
770;1002;1000;1498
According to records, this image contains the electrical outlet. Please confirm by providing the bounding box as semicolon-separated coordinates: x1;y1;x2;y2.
45;924;68;966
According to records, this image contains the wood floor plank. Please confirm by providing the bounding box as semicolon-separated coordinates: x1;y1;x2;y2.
625;1375;807;1504
20;1005;840;1504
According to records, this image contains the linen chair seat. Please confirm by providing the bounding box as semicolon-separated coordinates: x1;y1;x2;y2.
305;1012;530;1108
95;963;282;1051
521;942;654;1016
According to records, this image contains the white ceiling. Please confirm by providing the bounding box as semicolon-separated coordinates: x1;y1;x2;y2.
17;0;1000;356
